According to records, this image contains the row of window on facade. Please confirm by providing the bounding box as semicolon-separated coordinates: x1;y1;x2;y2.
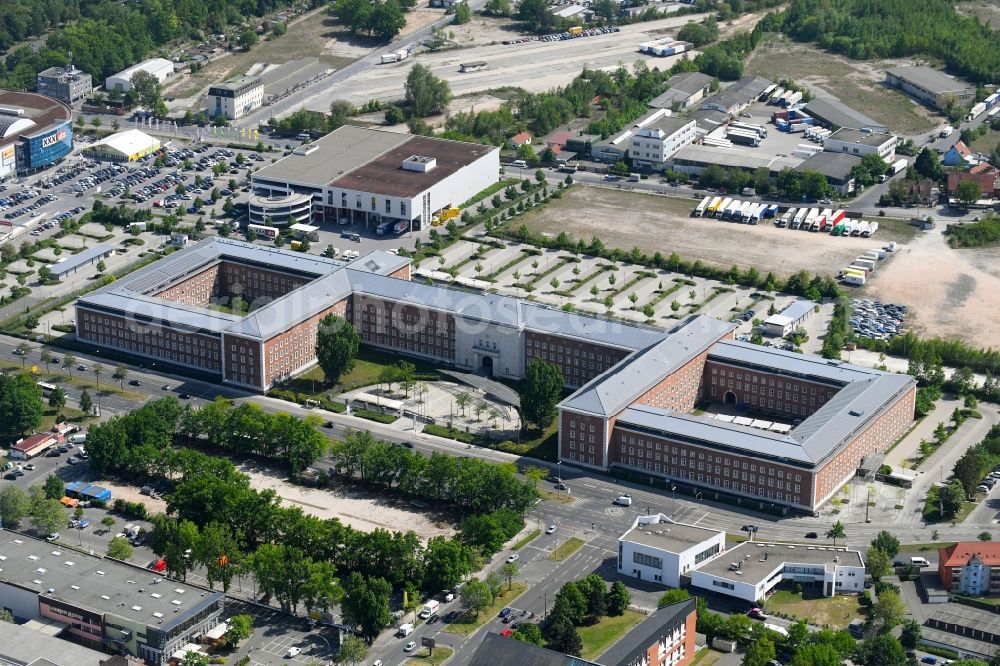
563;451;597;465
527;337;617;363
330;191;408;217
619;458;801;501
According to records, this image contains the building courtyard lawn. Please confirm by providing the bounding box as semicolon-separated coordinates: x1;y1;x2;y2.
443;582;527;636
577;610;646;661
764;589;867;630
279;346;442;397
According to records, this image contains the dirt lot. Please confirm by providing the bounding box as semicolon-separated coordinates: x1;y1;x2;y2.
91;479;168;514
957;0;1000;28
864;228;1000;347
165;8;359;101
519;186;911;277
443;15;529;46
745;35;940;136
240;465;455;540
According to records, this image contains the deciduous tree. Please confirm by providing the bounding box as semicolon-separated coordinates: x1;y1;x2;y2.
315;315;360;384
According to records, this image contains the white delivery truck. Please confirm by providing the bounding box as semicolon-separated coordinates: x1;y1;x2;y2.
419;600;440;619
614;494;633;507
397;623;414;637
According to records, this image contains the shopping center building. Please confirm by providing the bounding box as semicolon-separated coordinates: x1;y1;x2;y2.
0;90;74;180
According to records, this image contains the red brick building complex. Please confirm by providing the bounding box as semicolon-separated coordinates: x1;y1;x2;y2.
558;319;916;514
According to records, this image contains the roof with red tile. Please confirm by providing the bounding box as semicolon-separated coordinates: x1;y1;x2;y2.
940;542;1000;567
951;140;971;157
14;433;57;452
509;131;531;145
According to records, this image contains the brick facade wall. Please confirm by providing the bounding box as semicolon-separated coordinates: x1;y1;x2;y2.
609;423;814;507
702;360;840;420
264;298;349;386
218;262;312;305
561;410;608;468
353;295;456;361
636;349;712;413
155;264;221;306
222;334;263;388
524;330;629;389
813;383;916;504
77;306;223;371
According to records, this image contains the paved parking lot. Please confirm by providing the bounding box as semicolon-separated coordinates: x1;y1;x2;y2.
223;598;341;666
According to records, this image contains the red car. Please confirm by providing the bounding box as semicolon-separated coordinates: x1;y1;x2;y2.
500;629;513;638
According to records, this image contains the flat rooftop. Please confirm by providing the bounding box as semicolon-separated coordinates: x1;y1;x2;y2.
696;541;864;586
621;516;722;553
827;128;895;147
49;244;114;278
0;533;223;632
0;620;108;666
794;151;861;180
672;144;802;173
886;66;973;94
0;90;73;147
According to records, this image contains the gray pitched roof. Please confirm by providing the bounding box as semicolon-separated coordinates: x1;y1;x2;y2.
469;632;598;666
708;340;877;386
559;316;734;417
597;599;696;664
50;244;115;278
80;288;243;334
225;271;352;339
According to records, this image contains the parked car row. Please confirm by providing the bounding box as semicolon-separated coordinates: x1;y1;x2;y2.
849;299;906;340
3;193;56;219
976;464;1000;493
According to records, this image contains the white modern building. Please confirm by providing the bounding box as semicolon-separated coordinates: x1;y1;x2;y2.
628;112;698;171
248;192;313;226
105;58;175;93
82;129;160;162
617;514;726;587
691;541;866;603
251;126;500;231
762;300;815;338
206;76;263;120
823;128;897;162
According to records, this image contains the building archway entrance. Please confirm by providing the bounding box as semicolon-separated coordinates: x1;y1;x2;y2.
481;355;494;377
724;391;737;406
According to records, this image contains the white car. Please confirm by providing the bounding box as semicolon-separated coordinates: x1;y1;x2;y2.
506;554;519;564
546;525;557;534
403;641;416;652
285;646;302;657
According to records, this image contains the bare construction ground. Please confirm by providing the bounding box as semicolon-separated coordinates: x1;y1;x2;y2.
746;35;940;136
957;0;1000;28
518;186;913;277
240;465;455;540
864;229;1000;348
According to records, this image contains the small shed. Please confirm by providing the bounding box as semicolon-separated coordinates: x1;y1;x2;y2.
763;300;815;337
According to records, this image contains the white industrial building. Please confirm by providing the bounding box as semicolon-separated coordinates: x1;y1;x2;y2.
691;541;866;603
823;128;897;162
105;58;175;93
82;129;160;162
207;76;264;120
762;300;815;338
617;514;726;588
251;126;499;231
628;111;698;171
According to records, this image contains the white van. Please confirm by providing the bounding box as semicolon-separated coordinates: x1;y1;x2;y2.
910;556;930;568
69;433;87;444
396;623;413;637
614;495;633;507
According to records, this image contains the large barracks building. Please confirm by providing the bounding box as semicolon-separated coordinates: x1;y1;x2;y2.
76;238;915;513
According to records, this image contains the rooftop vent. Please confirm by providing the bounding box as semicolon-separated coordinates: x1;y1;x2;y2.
150;593;162;599
292;144;319;156
70;585;80;590
27;555;39;561
100;595;110;600
402;155;436;173
47;588;55;593
51;551;61;556
153;612;164;619
63;561;74;567
849;410;864;417
131;605;142;612
96;571;106;576
35;568;46;574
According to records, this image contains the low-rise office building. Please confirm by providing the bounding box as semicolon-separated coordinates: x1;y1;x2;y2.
627;112;698;171
206;76;263;120
823;128;897;162
691;541;865;603
0;533;225;664
885;66;975;111
36;65;93;106
762;300;815;338
617;514;725;587
938;542;1000;596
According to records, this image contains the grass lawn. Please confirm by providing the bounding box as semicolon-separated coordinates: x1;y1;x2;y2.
443;582;527;636
407;646;454;666
922;485;978;523
691;648;722;666
281;346;442;397
764;589;867;630
538;489;574;504
513;530;541;550
549;537;585;561
577;610;645;661
498;421;558;461
871;217;921;244
899;541;956;553
0;359;144;402
969;126;1000;155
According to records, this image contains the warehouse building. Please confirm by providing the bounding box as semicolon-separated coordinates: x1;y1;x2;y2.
700;76;773;115
617;514;726;587
50;245;116;279
691;541;865;603
36;65;93;106
206;76;263;120
802;98;887;133
885;66;975;111
0;621;112;666
649;72;714;110
0;90;74;180
251;126;499;230
105;58;175;93
823;128;897;161
923;605;1000;661
669;144;800;178
794;151;862;196
82;130;160;163
762;300;815;337
0;534;225;664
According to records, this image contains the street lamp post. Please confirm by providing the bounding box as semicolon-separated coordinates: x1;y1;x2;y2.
670;484;677;514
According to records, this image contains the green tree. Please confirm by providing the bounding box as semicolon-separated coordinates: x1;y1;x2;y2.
422;537;475;594
789;643;841;666
42;474;64;500
500;561;520;590
743;635;776;666
513;621;543;645
315;315;360;384
238;29;259;50
101;516;115;531
826;520;846;546
339;573;392;644
866;547;893;579
31;498;65;537
369;0;407;40
129;70;165;112
222;614;253;650
405;64;452;117
79;390;93;414
48;387;67;413
853;634;906;666
955;180;982;207
657;588;691;608
0;486;32;528
520;357;563;430
113;363;128;389
180;652;209;666
0;372;43;437
545;617;583;656
385;105;406;124
871;530;900;558
939;479;966;517
516;0;555;31
553;581;588;625
334;635;369;665
872;588;906;629
452;1;471;24
915;147;942;181
979;531;993;541
900;619;921;649
460;578;493;617
107;535;134;560
606;580;630;616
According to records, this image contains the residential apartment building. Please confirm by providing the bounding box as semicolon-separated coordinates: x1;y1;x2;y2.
939;542;1000;596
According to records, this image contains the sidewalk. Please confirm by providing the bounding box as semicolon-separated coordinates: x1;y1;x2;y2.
884;397;961;468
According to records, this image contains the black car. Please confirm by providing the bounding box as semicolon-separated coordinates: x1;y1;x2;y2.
324;421;334;429
427;614;439;624
3;472;18;480
401;442;415;449
805;532;818;539
179;393;191;399
444;611;458;623
129;380;142;386
47;449;61;457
